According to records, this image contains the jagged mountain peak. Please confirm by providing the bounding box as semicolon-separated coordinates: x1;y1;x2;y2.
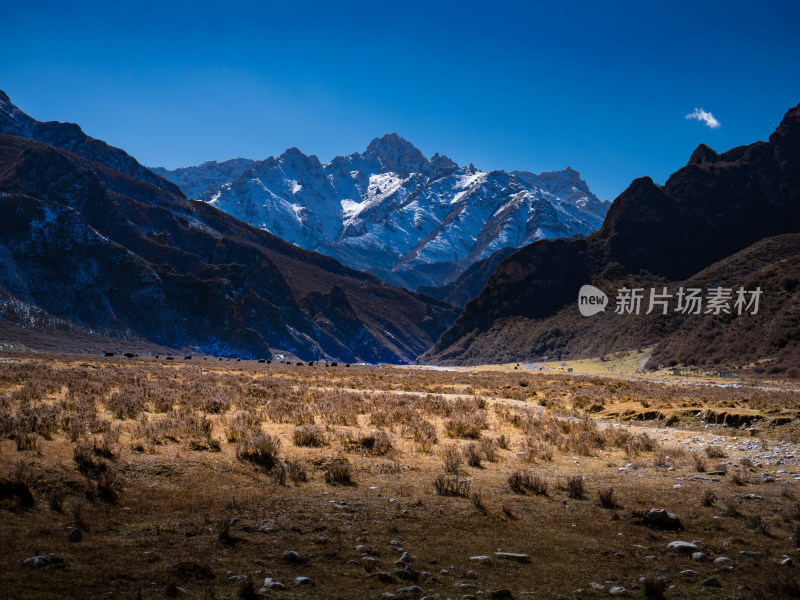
158;134;609;294
0;90;183;197
365;132;428;174
278;146;323;170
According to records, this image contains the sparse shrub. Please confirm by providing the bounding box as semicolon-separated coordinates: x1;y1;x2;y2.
224;411;260;443
471;491;488;514
723;499;742;518
69;498;86;529
523;437;554;462
0;460;35;509
407;418;438;451
96;466;121;503
199;396;229;414
478;437;498;462
701;489;716;507
464;443;482;468
508;470;548;496
218;514;236;545
236;432;281;470
564;475;586;500
442;445;462;474
642;575;667;600
342;431;392;455
731;470;748;486
46;485;65;512
653;449;669;467
705;445;727;459
597;486;618;509
433;474;471;497
106;390;145;420
293;424;327;447
623;432;657;455
693;452;707;473
325;458;355;486
378;460;402;475
15;432;40;453
496;434;510;450
741;574;800;600
74;440;109;477
501;502;517;520
286;460;308;485
269;461;287;486
444;412;486;439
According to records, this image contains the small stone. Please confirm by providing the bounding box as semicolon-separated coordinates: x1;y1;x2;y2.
667;541;698;554
645;509;683;531
396;567;418;582
702;577;722;588
494;552;530;563
740;550;763;559
294;576;314;586
68;528;83;543
781;556;793;566
680;569;698;578
713;557;732;565
371;572;395;583
691;551;707;561
395;586;424;597
589;582;605;590
399;551;412;564
283;550;307;564
609;587;628;595
228;574;247;581
469;555;490;562
261;577;285;590
24;555;50;569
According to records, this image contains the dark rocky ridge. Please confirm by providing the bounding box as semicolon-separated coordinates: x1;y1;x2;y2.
0;91;458;361
424;102;800;366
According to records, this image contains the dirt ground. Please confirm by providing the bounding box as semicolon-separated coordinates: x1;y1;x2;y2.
1;354;799;599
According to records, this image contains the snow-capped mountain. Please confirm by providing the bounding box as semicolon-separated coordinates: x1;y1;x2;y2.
154;133;610;290
0;90;457;363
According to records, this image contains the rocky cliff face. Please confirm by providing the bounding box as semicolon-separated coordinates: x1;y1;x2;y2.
424;102;800;366
155;134;610;290
0;91;458;361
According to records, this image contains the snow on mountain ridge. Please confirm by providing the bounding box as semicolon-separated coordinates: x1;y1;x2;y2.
154;134;610;290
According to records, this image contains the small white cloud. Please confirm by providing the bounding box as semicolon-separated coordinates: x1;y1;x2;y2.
685;108;720;129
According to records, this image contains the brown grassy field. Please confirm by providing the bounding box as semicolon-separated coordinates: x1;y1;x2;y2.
1;354;800;599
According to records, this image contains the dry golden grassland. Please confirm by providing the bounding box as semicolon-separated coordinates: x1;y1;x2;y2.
1;354;800;599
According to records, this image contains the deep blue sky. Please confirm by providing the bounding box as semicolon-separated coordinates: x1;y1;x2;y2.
2;0;799;200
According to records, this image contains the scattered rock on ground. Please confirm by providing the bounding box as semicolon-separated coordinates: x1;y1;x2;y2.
644;509;683;531
702;577;722;588
68;528;83;543
667;541;698;554
494;552;531;563
260;577;285;591
396;567;418;582
395;586;424;597
283;550;307;564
